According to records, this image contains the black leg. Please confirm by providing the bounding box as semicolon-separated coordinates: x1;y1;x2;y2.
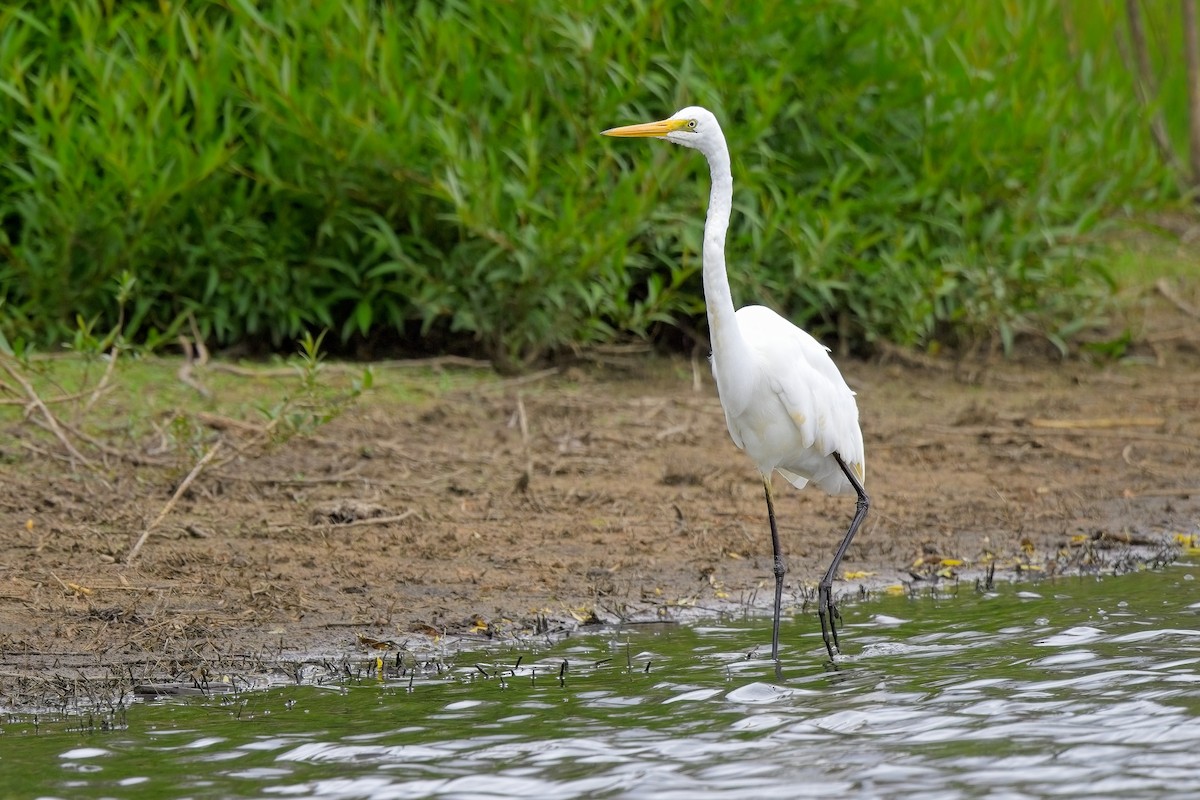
818;452;870;660
762;475;786;661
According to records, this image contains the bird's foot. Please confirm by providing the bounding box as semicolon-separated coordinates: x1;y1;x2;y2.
817;582;841;660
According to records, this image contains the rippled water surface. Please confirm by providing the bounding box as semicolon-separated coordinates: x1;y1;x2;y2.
5;562;1200;799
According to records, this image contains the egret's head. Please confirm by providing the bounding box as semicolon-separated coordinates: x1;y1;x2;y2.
601;106;723;156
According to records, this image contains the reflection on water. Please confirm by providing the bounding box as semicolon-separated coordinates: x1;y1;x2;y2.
5;562;1200;799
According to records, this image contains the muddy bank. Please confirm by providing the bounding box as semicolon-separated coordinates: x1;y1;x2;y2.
2;275;1200;705
2;330;1199;706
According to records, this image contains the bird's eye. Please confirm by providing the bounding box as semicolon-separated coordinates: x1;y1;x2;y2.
687;119;698;130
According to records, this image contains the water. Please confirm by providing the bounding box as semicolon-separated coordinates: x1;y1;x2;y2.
4;563;1200;799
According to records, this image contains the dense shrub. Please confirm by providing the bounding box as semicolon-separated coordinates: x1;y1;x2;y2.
0;1;1180;365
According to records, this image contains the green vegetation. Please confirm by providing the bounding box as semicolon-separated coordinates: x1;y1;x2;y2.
0;323;375;472
0;0;1190;366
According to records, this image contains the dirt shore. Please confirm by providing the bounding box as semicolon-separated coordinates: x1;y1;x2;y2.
2;307;1199;706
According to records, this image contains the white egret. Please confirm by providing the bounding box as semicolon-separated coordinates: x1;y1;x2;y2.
602;106;870;661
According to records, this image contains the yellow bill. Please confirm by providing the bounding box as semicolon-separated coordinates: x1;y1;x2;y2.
601;118;689;138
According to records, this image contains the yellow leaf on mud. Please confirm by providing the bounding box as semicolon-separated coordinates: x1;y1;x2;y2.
884;584;906;595
842;571;875;580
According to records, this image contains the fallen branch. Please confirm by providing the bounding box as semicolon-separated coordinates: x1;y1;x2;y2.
126;442;223;563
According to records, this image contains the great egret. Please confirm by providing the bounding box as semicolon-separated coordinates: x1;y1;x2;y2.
602;106;870;661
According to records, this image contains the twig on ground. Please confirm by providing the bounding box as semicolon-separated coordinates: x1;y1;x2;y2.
1;358;93;467
655;423;690;441
1121;443;1175;480
1041;439;1106;461
201;363;295;378
177;336;212;399
1123;487;1200;498
488;367;560;391
513;392;535;496
931;424;1189;445
377;355;494;369
310;510;417;529
193;412;266;434
126;442;223;564
212;467;366;486
874;340;954;372
267;509;419;532
48;572;73;593
1080;529;1161;546
1156;278;1200;319
52;417;166;467
189;313;210;366
1029;417;1165;430
82;347;121;414
205;355;493;380
1147;324;1200;344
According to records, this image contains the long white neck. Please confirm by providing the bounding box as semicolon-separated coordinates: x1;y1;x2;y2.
699;136;752;400
701;142;736;330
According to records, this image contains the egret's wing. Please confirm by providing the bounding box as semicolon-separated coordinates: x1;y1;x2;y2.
736;305;865;489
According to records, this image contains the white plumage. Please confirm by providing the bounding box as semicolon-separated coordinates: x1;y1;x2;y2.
721;304;865;495
603;105;871;661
